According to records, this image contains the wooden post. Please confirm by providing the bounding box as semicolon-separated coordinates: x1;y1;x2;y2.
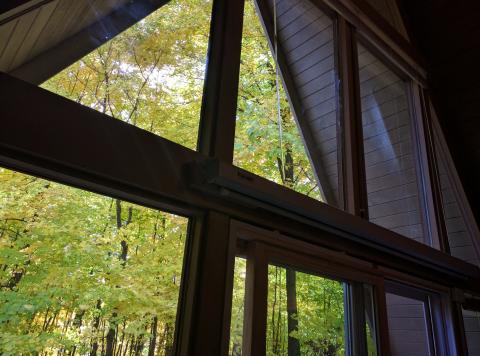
197;0;245;162
337;17;368;217
242;242;268;356
186;211;232;355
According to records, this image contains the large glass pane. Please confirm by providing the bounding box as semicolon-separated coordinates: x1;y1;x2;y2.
357;44;427;244
433;128;480;266
462;308;480;355
4;0;213;150
234;0;341;205
385;292;432;356
0;167;189;354
267;266;345;355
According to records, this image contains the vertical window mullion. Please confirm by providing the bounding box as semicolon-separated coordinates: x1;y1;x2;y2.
449;296;470;356
345;282;368;355
337;17;369;217
374;281;392;356
243;242;268;356
197;0;245;162
409;84;450;252
188;211;233;355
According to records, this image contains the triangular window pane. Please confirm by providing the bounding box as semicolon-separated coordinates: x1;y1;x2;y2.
10;0;213;151
433;124;480;266
234;0;337;202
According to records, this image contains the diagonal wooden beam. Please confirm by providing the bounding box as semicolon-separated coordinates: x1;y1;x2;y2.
10;0;170;84
0;0;55;24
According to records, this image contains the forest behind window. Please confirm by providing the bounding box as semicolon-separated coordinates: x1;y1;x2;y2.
229;260;346;356
234;0;322;200
41;0;213;151
0;168;188;354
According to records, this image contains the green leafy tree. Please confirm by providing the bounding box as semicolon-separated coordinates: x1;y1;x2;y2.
234;0;321;199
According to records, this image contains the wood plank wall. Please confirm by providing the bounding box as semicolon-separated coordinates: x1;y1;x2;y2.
385;293;430;356
268;0;339;206
463;309;480;355
435;139;480;266
0;0;128;74
364;0;409;40
357;44;425;244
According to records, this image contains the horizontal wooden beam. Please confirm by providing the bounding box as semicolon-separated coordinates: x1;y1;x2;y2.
1;72;479;291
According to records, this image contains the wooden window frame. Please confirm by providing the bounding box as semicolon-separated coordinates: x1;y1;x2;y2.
383;280;449;356
428;99;480;261
226;220;388;355
0;0;479;354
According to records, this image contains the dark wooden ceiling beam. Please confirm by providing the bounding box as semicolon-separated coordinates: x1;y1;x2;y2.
0;0;55;25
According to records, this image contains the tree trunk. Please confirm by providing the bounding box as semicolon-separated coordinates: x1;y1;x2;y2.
90;300;102;356
148;316;158;356
105;319;116;356
286;269;300;356
164;323;174;356
115;199;122;229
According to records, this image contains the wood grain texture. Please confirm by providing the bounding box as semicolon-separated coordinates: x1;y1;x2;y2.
463;309;480;355
357;43;426;243
0;0;129;73
386;292;431;356
268;0;340;206
435;135;480;266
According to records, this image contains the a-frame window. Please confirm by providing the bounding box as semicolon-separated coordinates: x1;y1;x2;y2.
431;106;480;265
28;1;213;151
234;0;341;207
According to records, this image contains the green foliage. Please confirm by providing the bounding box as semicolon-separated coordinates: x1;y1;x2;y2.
41;0;213;151
234;0;321;200
0;168;187;354
229;258;247;355
266;267;345;356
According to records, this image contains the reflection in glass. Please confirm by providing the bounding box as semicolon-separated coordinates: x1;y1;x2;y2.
358;44;426;244
40;0;213;150
267;265;345;355
385;292;431;356
462;308;480;355
433;128;480;266
234;0;341;203
0;167;188;354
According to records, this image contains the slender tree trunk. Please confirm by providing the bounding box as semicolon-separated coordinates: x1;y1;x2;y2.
128;336;135;355
42;307;51;331
90;300;102;356
164;323;174;356
148;316;158;356
106;318;116;356
286;269;300;356
272;267;280;354
117;321;126;356
116;199;122;229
